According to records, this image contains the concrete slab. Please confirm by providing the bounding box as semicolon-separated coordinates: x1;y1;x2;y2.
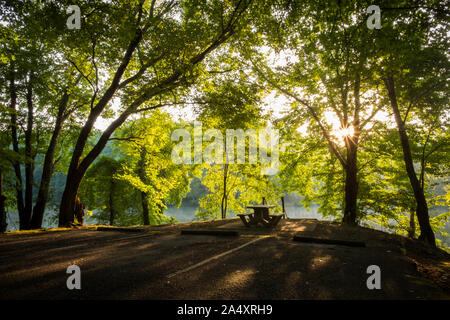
213;218;319;238
216;220;245;229
180;229;239;236
293;235;366;247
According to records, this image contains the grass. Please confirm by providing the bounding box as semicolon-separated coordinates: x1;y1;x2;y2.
5;227;74;235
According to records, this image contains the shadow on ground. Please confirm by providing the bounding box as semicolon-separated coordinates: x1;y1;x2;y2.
0;219;448;299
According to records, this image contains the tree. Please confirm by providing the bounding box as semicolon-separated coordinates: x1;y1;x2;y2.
0;1;90;229
373;0;449;245
0;133;16;232
80;156;136;226
54;0;256;226
114;111;191;225
253;1;385;225
194;76;268;218
191;73;283;219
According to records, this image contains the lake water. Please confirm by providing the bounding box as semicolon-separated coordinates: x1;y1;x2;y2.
5;205;325;231
164;205;328;222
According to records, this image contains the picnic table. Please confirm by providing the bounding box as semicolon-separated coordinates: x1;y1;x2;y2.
237;204;284;227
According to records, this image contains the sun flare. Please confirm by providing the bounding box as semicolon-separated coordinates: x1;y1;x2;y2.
332;126;355;145
323;111;355;146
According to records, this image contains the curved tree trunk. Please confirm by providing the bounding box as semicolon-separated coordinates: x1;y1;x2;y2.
8;64;25;229
23;73;34;230
57;2;245;227
31;91;71;229
59;106;140;227
59;171;84;227
384;75;435;246
59;28;143;227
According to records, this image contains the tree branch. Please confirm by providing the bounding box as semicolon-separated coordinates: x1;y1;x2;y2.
253;63;347;168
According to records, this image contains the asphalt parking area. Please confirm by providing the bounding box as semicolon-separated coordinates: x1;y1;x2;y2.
0;219;448;299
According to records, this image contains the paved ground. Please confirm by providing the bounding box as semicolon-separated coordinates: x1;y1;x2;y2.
0;219;449;299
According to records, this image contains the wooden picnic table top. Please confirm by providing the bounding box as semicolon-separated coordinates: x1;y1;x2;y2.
246;204;276;209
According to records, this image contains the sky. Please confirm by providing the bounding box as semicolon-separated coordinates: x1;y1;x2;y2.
94;47;392;145
94;47;296;131
94;88;391;151
94;93;292;131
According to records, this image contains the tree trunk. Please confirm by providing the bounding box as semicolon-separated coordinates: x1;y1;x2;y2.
8;64;25;229
58;97;113;226
384;75;435;246
74;195;85;225
221;164;228;219
109;179;115;226
342;141;358;225
281;196;287;219
57;7;240;226
138;148;150;225
0;168;7;233
141;191;150;225
342;74;360;226
58;28;143;227
59;171;84;227
30;92;70;229
23;73;34;229
408;208;416;238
